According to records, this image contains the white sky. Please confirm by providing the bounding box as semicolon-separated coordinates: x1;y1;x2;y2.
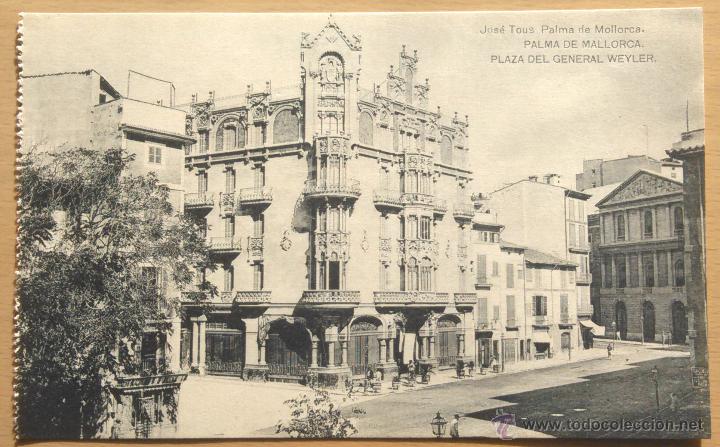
21;9;704;192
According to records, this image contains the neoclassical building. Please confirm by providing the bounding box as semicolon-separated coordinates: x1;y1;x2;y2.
594;169;688;343
179;18;476;385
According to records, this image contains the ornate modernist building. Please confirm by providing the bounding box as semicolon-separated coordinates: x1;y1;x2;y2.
179;18;475;385
594;170;688;343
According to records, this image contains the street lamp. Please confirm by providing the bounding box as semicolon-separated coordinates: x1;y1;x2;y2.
430;411;447;438
650;365;660;410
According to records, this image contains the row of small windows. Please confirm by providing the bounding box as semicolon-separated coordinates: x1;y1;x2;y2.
195;109;300;153
602;253;684;288
614;207;684;241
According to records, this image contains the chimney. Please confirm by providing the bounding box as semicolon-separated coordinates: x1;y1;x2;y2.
544;173;561;185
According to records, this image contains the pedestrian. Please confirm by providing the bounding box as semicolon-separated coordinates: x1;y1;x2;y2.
670;392;678;412
607;342;613;359
450;413;460;438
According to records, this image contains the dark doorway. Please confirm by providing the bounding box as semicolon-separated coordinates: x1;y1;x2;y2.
348;318;381;376
615;301;628;340
437;317;459;367
642;301;655;342
328;261;340;289
266;320;310;377
672;301;688;344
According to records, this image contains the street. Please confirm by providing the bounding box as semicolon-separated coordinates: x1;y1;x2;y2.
172;343;705;439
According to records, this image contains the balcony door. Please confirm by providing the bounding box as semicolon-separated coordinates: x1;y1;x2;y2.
437;317;460;367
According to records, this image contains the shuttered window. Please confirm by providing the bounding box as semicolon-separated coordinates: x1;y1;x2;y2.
476;254;487;284
506;295;516;325
506;263;514;288
477;296;488;324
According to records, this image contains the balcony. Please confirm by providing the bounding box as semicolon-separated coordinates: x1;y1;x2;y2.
209;237;242;256
401;192;435;207
568;240;590;252
533;316;550;326
116;373;187;391
433;198;448;216
300;290;361;307
453;202;475;221
577;304;594;317
476;319;501;331
373;291;450;307
373;189;403;209
247;236;264;262
237;186;273;208
575;272;592;284
185;192;215;211
220;192;235;216
453;292;477;307
475;279;492;290
234;290;272;305
559;314;574;325
642;287;653;294
304;179;361;201
506;319;519;329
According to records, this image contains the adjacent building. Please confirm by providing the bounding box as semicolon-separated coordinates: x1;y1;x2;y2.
667;129;706;367
20;69;194;438
593;169;687;343
488;175;593;347
576;154;683;191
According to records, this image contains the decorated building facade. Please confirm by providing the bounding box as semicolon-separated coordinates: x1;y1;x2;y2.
178;18;476;385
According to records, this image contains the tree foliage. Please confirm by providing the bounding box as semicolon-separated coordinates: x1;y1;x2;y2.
15;147;213;439
276;389;357;438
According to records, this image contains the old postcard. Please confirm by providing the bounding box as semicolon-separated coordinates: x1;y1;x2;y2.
15;9;709;440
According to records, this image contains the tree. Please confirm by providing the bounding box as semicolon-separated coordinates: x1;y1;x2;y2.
276;389;357;438
15;147;214;439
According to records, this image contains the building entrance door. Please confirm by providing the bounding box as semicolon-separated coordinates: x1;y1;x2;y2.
616;301;628;340
266;320;310;377
672;301;688;344
348;318;381;376
642;301;656;342
437;317;459;367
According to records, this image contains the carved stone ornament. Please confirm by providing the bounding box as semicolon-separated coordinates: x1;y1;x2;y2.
185;116;194;136
603;172;683;206
445;239;451;258
280;230;293;251
361;230;369;252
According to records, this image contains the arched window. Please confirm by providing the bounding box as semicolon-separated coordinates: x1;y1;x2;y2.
215;126;224;151
420;257;433;291
272;109;299;144
616;214;626;241
441;135;452;165
407;258;419;291
223;125;237;151
674;207;684;235
359;111;374;145
674;259;685;287
237;122;246;148
643;210;654;238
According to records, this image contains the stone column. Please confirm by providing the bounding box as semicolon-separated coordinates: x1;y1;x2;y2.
379;339;387;363
191;318;199;368
458;333;465;357
311;339;319;368
428;336;435;359
327;341;336;367
653;251;659;287
197;315;207;375
667;250;674;286
169;317;182;371
638;252;644;287
386;338;394;362
417;336;424;360
340;340;348;367
259;341;266;365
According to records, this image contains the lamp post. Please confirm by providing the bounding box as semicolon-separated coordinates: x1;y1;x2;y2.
650;365;660;411
430;411;447;438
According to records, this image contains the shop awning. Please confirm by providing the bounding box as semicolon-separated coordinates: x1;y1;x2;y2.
579;319;606;336
533;331;551;344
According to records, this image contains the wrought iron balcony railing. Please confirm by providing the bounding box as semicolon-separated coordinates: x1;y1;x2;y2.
234;290;272;305
373;291;450;306
209;237;242;254
453;292;477;306
373;189;403;208
304;179;362;200
453;202;475;220
185;192;215;209
577;304;594;316
220;192;235;215
300;290;361;305
237;186;273;206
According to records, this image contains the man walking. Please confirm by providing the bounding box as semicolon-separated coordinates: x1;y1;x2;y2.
450;414;460;439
